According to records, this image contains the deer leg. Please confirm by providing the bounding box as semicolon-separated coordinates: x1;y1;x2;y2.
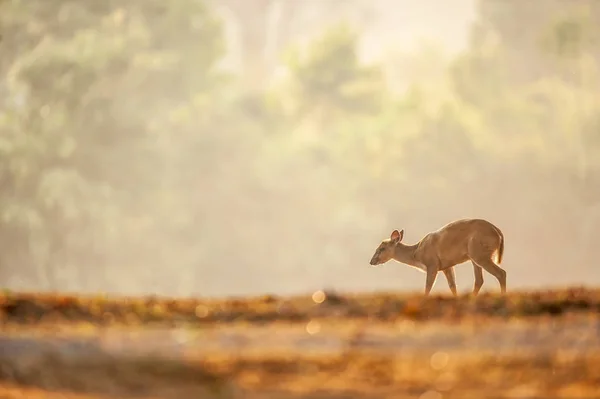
473;257;506;294
471;261;484;296
424;266;438;296
442;268;458;297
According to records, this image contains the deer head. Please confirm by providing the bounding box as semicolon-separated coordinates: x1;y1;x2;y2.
369;229;404;266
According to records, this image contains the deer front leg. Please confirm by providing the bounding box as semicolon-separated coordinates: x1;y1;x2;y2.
442;267;458;297
471;261;484;296
424;266;438;296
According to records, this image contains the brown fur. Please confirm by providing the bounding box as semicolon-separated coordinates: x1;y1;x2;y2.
369;218;506;296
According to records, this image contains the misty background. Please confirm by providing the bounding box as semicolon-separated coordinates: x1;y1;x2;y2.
0;0;599;298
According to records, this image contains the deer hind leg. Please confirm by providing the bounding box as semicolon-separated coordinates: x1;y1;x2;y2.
442;268;458;297
472;256;506;294
471;261;484;296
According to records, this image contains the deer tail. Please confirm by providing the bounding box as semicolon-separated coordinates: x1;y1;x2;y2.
495;228;504;264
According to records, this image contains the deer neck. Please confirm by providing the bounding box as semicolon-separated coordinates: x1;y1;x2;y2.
393;243;421;268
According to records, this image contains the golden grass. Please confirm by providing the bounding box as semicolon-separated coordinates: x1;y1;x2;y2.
1;287;598;327
0;287;599;398
1;345;599;398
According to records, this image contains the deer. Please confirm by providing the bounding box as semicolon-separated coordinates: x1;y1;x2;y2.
369;218;506;296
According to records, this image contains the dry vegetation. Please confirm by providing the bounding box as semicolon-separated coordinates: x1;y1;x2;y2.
1;287;599;326
1;288;600;398
2;287;600;326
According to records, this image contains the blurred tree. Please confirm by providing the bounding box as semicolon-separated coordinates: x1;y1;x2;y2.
0;0;226;291
476;0;600;84
2;0;599;295
285;23;385;125
212;0;373;91
451;1;600;175
441;0;600;274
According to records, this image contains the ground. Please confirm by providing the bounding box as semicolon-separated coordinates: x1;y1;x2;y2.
0;287;599;398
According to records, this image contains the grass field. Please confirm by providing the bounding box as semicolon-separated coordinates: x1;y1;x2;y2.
1;288;599;398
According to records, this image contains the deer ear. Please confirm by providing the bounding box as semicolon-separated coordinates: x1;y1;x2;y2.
390;229;403;242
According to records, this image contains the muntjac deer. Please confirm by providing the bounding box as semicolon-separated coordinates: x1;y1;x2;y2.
369;218;505;296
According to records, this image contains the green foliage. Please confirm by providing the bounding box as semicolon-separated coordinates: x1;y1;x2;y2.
0;0;227;290
1;0;600;294
285;23;386;119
